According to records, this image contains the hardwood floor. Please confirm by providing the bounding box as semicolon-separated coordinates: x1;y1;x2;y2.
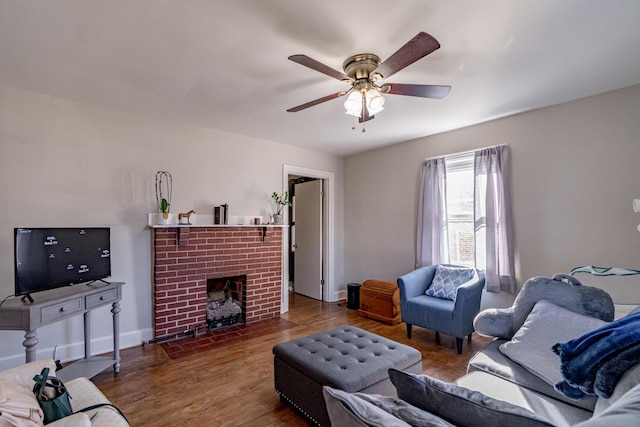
92;293;491;426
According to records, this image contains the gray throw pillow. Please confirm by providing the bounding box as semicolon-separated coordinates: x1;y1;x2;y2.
574;383;640;427
499;300;607;387
322;386;413;427
388;369;554;427
356;393;455;427
426;265;475;300
323;386;454;427
594;362;640;414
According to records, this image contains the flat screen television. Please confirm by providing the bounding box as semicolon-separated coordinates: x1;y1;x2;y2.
14;227;111;301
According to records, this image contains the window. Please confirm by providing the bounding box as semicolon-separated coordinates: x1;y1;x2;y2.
416;145;515;293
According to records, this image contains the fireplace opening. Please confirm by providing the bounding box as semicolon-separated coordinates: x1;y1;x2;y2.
206;275;246;330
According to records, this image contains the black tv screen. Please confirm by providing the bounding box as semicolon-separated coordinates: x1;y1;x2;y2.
14;227;111;297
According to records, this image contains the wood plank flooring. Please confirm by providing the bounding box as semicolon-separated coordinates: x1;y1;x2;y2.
92;293;491;426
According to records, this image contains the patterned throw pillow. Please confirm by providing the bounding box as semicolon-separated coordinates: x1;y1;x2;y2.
426;265;475;300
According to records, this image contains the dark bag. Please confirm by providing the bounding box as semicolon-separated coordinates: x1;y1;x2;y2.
32;367;73;424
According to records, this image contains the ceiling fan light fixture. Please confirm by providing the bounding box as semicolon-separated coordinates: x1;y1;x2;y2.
344;90;363;116
366;88;385;115
287;32;450;130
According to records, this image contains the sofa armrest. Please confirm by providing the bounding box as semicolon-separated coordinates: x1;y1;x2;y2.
452;273;485;334
48;412;92;427
0;359;57;386
474;308;515;338
66;377;130;426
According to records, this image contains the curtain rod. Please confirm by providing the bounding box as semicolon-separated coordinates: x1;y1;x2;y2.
422;143;508;162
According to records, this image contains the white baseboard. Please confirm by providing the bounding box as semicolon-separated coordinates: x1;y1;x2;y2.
0;328;154;372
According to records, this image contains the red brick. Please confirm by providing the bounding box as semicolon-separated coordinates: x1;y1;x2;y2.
152;227;282;338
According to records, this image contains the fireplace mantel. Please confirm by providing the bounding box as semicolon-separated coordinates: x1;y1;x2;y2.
149;224;287;243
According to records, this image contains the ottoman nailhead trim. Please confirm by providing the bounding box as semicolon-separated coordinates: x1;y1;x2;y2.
278;391;321;427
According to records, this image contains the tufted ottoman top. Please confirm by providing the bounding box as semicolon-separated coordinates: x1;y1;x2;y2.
273;325;422;392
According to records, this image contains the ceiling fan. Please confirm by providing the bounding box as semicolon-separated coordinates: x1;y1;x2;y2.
287;32;451;130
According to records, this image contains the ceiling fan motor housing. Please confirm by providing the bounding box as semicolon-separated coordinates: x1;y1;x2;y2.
342;54;382;81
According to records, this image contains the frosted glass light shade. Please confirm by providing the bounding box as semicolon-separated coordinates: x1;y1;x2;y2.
344;91;362;116
366;88;385;115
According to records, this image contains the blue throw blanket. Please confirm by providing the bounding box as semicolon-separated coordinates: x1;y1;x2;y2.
552;311;640;399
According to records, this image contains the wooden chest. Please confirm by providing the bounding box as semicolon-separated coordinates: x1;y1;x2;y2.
358;279;401;325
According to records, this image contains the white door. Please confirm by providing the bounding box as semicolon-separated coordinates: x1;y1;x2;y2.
293;179;323;300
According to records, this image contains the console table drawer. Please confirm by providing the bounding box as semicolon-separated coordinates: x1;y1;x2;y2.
86;288;118;309
41;298;83;323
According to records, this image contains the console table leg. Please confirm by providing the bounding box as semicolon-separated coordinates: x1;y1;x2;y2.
111;300;121;374
84;311;91;359
23;330;38;363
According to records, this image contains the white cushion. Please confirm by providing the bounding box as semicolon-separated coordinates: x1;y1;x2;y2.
65;377;129;427
500;300;607;386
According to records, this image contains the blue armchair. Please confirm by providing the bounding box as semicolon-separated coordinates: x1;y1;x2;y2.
397;265;485;354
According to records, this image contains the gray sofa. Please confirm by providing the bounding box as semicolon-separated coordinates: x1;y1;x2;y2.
322;275;640;426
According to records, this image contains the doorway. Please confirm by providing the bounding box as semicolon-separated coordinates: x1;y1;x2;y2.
289;178;323;300
281;165;334;313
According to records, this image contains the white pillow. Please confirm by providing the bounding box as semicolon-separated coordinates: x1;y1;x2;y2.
500;300;607;386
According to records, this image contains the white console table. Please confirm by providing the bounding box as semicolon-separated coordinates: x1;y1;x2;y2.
0;281;123;381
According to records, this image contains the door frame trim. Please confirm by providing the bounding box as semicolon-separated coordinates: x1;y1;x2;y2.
281;165;334;312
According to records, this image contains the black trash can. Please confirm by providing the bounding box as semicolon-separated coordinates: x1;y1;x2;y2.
347;283;361;310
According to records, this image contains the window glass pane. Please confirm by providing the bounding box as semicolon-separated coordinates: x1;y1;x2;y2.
445;154;474;266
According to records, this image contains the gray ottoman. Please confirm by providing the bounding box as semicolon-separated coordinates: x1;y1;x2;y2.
273;325;422;426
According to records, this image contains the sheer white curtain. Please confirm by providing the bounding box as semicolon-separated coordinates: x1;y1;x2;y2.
416;145;516;293
416;157;448;268
474;145;516;293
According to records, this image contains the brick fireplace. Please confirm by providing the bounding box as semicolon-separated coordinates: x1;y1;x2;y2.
152;226;283;339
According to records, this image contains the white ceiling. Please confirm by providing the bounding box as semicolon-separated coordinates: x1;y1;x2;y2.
2;1;640;157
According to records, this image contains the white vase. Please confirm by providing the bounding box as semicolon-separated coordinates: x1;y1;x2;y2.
161;212;170;224
273;214;283;225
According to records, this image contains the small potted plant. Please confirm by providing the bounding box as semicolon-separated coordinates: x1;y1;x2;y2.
271;191;292;224
160;198;170;223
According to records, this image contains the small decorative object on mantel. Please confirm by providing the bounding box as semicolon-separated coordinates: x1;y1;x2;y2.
178;210;195;225
271;191;292;225
155;171;173;224
214;204;229;224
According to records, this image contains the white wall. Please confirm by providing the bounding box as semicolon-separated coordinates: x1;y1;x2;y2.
0;87;344;369
3;83;639;368
344;84;640;308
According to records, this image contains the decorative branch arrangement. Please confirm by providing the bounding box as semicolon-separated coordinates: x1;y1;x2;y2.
155;171;173;220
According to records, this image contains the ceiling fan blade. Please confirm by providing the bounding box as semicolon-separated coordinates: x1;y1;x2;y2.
386;83;451;99
287;92;343;112
372;32;441;80
288;54;351;82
